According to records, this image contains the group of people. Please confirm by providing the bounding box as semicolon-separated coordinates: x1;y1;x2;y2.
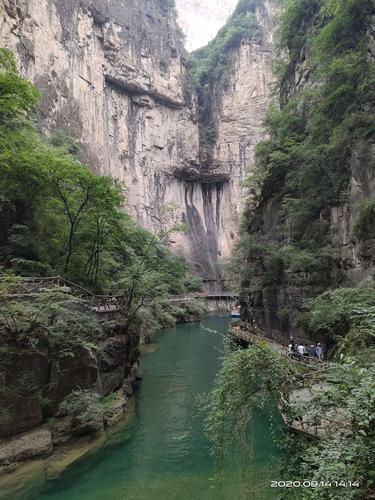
288;338;324;360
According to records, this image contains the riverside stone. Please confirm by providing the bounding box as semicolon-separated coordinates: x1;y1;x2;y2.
0;427;53;465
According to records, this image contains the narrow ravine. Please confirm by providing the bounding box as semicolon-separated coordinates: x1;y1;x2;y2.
18;314;281;500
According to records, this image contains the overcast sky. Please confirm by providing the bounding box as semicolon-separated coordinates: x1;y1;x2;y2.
176;0;238;51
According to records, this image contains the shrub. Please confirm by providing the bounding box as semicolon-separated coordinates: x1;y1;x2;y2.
0;286;103;352
354;199;375;240
298;279;375;352
59;389;102;421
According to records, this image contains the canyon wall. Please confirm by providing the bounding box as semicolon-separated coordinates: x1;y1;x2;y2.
0;0;274;285
239;6;375;343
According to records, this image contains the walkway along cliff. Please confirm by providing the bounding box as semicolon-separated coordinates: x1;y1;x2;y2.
0;0;275;286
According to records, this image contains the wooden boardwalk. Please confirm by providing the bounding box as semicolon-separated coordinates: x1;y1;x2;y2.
1;276;238;315
229;321;327;369
229;321;336;439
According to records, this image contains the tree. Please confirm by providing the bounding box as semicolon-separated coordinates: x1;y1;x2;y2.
0;48;39;125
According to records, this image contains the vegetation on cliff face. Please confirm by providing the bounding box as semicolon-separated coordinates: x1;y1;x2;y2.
0;48;202;330
233;0;375;291
299;279;375;357
206;1;375;498
282;361;375;499
0;285;103;352
186;0;265;160
188;0;263;91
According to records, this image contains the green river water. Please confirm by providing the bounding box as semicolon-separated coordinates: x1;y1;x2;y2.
20;314;282;500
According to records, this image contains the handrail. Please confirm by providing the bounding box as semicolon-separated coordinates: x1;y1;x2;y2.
0;275;127;313
1;276;238;314
229;322;328;369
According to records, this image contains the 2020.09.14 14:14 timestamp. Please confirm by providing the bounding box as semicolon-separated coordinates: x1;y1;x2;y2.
271;480;360;489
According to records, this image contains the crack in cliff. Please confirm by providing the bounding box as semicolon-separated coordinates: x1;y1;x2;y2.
0;0;275;288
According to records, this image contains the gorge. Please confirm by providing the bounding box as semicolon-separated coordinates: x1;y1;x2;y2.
0;0;274;285
0;0;375;498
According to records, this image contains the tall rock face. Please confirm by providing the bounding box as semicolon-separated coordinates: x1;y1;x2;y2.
183;0;275;283
203;0;274;251
0;0;275;286
239;2;375;342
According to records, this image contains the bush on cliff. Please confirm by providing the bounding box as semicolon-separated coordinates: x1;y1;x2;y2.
298;279;375;358
281;362;375;499
59;389;104;435
0;285;103;352
188;0;263;91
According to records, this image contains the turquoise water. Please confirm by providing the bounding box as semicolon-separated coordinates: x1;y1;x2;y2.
22;314;281;500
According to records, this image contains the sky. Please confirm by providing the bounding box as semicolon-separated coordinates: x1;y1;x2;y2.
175;0;238;51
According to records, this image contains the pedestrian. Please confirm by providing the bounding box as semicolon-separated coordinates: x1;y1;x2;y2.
297;343;305;357
290;337;296;352
308;344;316;357
303;343;309;356
316;343;324;360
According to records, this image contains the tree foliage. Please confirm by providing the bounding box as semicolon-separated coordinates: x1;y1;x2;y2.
0;285;103;353
205;342;297;466
282;362;375;499
0;49;198;322
299;279;375;356
207;342;375;499
188;0;263;91
236;0;375;287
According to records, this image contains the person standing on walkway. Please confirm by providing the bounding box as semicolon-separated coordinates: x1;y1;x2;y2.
308;344;316;357
297;343;305;357
316;343;324;360
289;337;296;352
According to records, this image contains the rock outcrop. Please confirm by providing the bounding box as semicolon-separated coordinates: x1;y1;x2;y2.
0;0;275;287
239;4;375;342
0;427;53;465
0;319;140;441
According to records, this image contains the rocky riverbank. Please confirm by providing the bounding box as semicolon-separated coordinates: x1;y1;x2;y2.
0;397;137;499
0;309;141;471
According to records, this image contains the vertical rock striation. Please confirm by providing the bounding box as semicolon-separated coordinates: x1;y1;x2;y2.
0;0;275;286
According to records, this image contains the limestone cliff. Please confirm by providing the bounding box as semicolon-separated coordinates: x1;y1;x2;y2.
239;2;375;342
0;0;275;286
183;0;275;284
205;0;274;260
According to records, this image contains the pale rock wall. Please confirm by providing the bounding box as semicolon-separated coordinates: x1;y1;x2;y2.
194;0;275;271
0;0;275;284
